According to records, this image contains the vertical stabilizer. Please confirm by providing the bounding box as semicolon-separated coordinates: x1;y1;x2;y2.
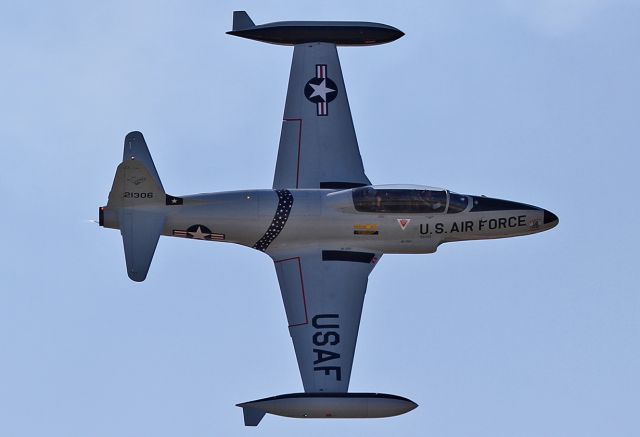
241;407;266;426
232;11;255;31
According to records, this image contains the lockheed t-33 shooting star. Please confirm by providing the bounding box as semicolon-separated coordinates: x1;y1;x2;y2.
98;11;558;426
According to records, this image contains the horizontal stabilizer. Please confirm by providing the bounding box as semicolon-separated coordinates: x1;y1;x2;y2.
119;209;165;282
237;392;417;426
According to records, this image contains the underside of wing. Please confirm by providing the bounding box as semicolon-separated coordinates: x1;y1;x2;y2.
273;43;370;190
271;249;381;392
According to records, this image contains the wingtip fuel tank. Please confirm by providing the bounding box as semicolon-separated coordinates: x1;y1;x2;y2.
227;10;404;46
237;392;418;426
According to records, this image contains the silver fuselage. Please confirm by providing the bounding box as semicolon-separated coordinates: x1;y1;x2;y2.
102;187;558;256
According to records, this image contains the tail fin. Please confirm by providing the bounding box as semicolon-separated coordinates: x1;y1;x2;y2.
232;11;255;31
104;131;167;282
241;407;266;426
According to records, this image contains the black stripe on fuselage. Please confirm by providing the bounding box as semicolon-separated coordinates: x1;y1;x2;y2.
470;197;539;212
322;250;375;263
319;182;368;189
252;189;294;252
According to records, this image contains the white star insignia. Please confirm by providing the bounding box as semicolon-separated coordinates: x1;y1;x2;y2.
309;79;336;102
188;226;210;240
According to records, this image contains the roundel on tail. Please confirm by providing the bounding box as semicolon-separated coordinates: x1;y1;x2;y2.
304;64;338;116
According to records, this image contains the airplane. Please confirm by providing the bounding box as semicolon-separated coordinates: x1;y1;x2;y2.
98;11;558;426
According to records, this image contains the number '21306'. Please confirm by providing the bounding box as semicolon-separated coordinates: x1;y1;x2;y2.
123;192;153;198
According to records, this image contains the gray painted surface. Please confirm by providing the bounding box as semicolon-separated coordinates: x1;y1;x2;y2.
273;43;370;189
97;10;557;426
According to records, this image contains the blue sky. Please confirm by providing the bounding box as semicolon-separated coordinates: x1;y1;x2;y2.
1;1;639;436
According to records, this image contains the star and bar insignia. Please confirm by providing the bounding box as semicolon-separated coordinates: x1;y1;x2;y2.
172;224;225;241
304;64;338;116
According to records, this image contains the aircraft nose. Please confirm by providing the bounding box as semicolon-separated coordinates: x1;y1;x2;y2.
543;209;559;226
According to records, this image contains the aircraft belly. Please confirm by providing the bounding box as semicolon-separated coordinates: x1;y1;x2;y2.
268;207;547;254
266;212;440;254
162;190;279;248
159;189;547;254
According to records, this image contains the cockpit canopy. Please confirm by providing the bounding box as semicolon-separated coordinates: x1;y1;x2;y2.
352;185;469;214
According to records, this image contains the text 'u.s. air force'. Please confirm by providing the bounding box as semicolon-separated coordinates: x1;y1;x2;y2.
420;215;527;235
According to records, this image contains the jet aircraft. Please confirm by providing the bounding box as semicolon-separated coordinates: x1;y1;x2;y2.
99;11;558;426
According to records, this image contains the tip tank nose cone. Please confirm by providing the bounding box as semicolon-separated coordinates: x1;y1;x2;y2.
543;209;559;225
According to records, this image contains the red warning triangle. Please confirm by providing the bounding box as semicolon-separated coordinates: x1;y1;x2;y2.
397;218;411;230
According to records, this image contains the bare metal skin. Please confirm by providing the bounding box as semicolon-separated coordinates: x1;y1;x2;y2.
103;188;556;255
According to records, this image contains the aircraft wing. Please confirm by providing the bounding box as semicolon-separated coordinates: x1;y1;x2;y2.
271;249;381;392
273;43;370;189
